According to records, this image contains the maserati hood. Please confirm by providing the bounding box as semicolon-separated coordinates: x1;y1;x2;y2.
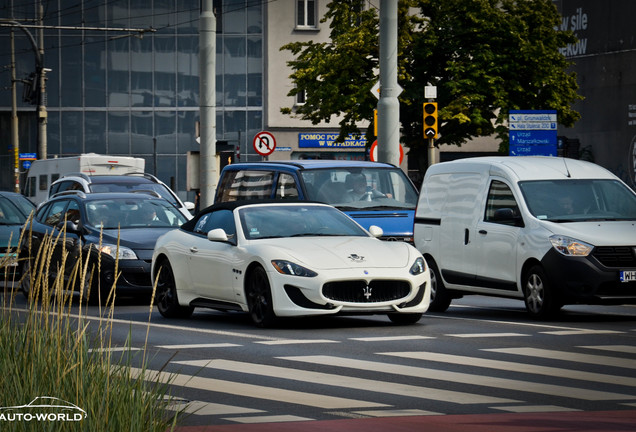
253;236;413;270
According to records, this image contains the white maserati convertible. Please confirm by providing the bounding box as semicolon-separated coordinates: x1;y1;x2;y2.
151;201;430;327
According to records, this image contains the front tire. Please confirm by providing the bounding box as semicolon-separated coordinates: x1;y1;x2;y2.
246;265;276;328
20;258;34;302
427;259;452;312
523;264;561;319
155;259;194;319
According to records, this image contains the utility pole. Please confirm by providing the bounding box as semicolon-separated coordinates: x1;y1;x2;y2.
199;0;217;208
377;0;402;166
10;28;19;192
37;0;47;160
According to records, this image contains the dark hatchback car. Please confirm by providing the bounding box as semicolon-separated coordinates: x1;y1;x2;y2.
0;191;36;280
20;191;187;304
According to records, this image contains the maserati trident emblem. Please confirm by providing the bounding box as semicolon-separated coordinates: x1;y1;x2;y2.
363;285;372;300
348;253;365;262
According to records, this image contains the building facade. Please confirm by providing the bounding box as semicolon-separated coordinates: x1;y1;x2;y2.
0;0;369;202
1;1;634;201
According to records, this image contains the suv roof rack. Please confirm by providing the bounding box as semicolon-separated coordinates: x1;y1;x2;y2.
51;190;87;199
130;189;162;198
59;172;91;182
123;172;160;183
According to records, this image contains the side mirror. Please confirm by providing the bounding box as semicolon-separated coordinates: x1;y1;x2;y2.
368;225;383;238
207;228;228;242
493;208;524;227
59;220;80;233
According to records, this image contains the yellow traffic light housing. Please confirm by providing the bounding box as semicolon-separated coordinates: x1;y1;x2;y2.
423;102;438;139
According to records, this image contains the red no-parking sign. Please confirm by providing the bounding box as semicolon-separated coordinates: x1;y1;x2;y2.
369;140;404;164
253;131;276;156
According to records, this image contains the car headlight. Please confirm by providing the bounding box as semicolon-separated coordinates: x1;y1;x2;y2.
271;260;317;277
98;244;138;260
409;257;427;275
549;235;593;256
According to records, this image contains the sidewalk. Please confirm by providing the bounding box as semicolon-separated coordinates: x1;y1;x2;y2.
175;410;636;432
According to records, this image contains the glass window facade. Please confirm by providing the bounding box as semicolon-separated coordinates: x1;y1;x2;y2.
0;0;263;202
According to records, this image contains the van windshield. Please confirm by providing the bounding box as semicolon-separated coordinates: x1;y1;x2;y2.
300;167;418;210
519;179;636;222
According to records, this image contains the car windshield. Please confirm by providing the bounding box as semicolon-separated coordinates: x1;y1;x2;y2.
519;179;636;222
85;198;187;229
89;181;178;206
238;205;369;240
0;195;33;225
300;167;418;210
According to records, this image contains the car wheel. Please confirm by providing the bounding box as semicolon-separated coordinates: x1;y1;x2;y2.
20;258;34;301
523;264;561;319
155;259;193;319
246;265;276;328
387;313;422;325
427;259;452;312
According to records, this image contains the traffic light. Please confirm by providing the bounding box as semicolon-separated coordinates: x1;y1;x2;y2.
423;102;438;139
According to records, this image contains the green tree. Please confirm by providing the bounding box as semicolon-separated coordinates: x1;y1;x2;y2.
280;0;581;158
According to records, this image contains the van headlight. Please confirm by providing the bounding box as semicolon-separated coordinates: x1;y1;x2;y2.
99;244;138;260
409;257;427;275
549;235;593;256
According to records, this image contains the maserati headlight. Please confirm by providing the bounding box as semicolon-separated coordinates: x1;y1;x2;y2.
549;235;593;256
98;244;138;260
409;257;427;275
271;260;317;277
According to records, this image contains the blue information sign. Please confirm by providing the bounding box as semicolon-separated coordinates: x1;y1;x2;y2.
298;133;367;149
508;110;557;156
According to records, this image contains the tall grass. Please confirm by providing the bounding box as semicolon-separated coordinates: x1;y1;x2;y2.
0;222;186;431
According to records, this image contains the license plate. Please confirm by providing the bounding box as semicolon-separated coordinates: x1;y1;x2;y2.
620;270;636;282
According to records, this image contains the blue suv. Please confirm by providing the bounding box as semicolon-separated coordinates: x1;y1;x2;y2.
215;160;419;242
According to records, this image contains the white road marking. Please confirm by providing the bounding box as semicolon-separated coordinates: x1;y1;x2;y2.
255;339;339;345
176;359;517;405
131;367;387;410
485;347;636;370
283;354;636;401
157;343;241;349
386;351;636;387
446;333;529;338
223;415;314;423
349;336;434;342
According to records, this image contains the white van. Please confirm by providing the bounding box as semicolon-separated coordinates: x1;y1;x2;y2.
414;156;636;318
23;153;145;205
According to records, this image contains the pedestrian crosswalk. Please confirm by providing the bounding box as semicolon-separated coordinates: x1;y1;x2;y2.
147;344;636;425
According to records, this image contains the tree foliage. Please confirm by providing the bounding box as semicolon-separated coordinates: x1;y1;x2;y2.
280;0;582;154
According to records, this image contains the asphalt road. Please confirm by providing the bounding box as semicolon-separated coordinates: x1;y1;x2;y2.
4;290;636;432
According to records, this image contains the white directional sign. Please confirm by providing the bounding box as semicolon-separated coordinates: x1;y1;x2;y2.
253;131;276;156
509;113;557;122
509;122;557;130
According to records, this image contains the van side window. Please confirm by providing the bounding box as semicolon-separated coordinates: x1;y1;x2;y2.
275;173;299;200
217;170;274;202
39;174;48;191
484;180;521;226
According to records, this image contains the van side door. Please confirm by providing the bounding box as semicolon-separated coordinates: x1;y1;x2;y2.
473;179;522;293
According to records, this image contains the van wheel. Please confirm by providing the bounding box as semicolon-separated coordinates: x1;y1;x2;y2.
522;264;561;319
427;259;452;312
